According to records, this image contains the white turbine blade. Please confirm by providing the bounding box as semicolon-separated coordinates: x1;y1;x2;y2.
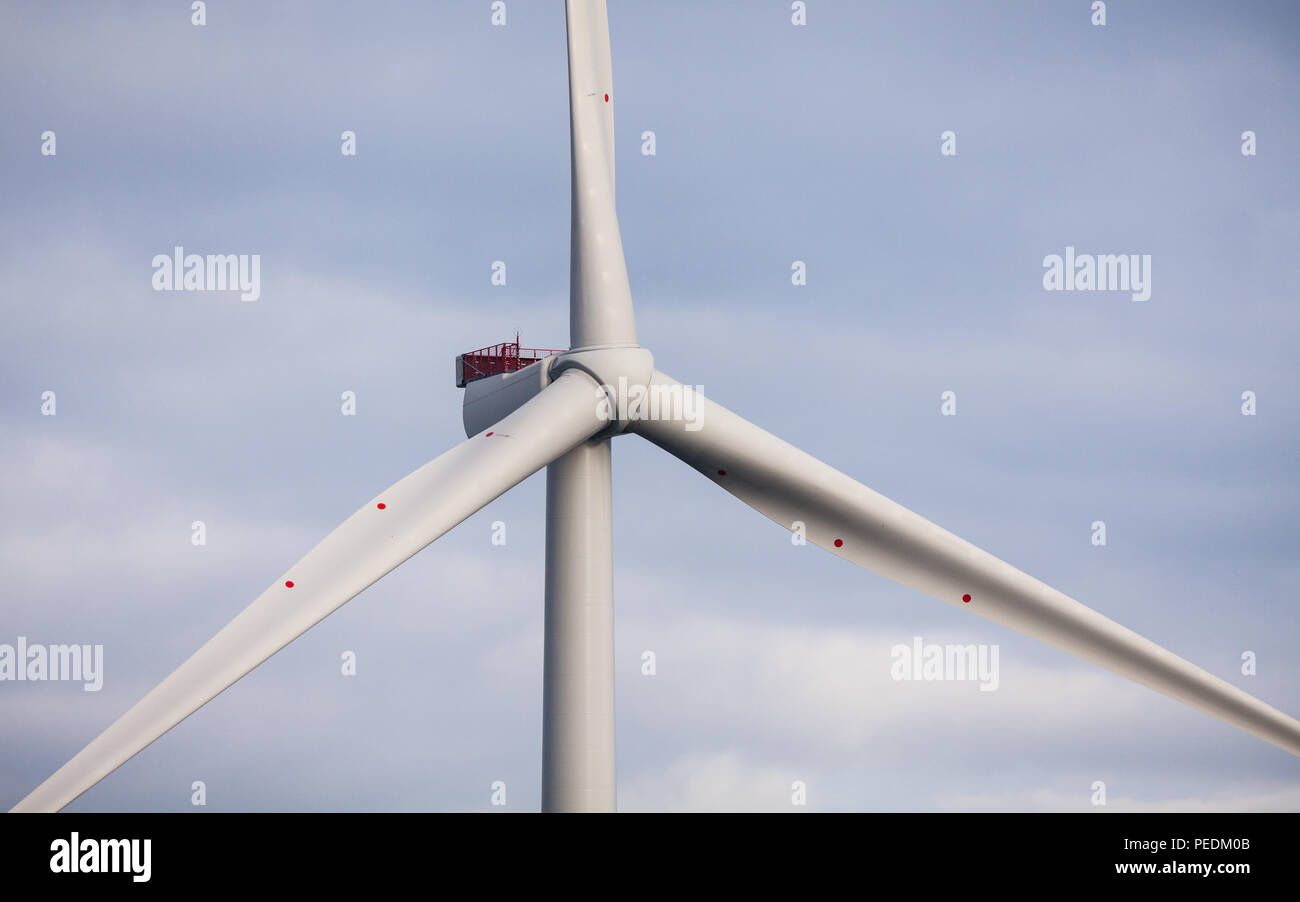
566;0;638;348
12;370;607;812
632;370;1300;758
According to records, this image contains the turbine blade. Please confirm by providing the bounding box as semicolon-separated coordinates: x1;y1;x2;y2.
565;0;637;348
632;370;1300;758
12;370;607;812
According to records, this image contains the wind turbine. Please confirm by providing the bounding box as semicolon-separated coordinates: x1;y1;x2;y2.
13;0;1300;814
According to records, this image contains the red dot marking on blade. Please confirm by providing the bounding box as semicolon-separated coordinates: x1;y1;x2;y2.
485;431;493;437
717;469;726;476
377;503;386;510
962;594;971;603
834;539;843;548
285;581;295;588
604;93;610;102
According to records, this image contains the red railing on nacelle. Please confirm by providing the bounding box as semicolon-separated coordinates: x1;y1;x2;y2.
456;340;568;388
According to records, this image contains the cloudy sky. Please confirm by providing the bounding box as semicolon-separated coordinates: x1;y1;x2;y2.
2;0;1298;812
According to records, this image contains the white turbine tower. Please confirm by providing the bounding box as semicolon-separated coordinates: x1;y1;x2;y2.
13;0;1300;814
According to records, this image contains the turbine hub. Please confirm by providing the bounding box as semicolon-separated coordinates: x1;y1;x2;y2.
551;345;655;435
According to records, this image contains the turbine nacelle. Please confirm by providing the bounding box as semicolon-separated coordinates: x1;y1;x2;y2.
461;342;654;439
